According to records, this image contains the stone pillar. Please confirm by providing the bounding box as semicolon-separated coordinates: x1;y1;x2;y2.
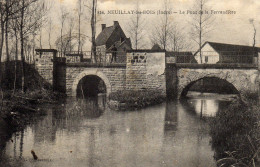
165;64;178;99
35;49;58;89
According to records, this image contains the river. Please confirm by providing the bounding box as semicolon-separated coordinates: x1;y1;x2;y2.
0;92;236;167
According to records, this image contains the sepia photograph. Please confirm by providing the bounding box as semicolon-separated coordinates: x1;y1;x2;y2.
0;0;259;166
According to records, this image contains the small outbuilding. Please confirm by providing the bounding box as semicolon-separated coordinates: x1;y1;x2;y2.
194;41;259;64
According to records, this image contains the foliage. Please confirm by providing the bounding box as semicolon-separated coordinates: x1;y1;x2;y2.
109;90;165;109
210;95;260;167
1;61;51;91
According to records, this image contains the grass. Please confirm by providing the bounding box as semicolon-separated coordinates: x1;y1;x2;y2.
210;92;260;167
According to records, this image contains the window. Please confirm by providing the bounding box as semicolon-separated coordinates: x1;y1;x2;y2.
205;56;208;63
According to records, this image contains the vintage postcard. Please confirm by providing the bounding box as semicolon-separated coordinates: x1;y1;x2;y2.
0;0;259;167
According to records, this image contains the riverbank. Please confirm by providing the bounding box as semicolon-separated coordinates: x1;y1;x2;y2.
0;60;68;153
0;89;64;149
108;90;166;111
210;93;260;167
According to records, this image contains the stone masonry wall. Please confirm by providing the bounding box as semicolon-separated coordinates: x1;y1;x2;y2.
177;68;259;98
126;52;166;96
35;52;55;86
66;67;126;96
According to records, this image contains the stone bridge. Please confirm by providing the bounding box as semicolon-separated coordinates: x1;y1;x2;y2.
34;49;166;97
65;65;126;96
34;49;260;101
166;64;259;100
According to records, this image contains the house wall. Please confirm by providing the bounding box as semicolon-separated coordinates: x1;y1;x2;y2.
96;45;107;62
96;42;131;64
220;54;253;64
195;43;219;64
117;43;132;63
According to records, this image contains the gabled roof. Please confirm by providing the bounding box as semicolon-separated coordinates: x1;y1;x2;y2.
96;26;116;46
107;38;132;50
151;44;163;51
195;41;260;56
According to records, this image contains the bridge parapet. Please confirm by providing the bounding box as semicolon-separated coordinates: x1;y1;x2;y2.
172;63;258;69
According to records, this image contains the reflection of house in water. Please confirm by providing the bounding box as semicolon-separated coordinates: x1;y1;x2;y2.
194;41;259;64
194;99;219;117
96;21;132;63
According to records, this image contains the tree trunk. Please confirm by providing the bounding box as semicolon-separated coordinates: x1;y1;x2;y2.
91;0;97;63
48;19;52;49
199;1;203;64
78;0;81;54
61;28;63;56
0;18;5;87
13;28;18;95
5;12;9;62
20;0;25;92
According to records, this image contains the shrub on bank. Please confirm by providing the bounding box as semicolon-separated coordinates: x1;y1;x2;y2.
210;93;260;166
108;90;165;110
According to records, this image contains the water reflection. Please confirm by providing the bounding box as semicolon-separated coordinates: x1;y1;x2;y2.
0;93;235;167
183;92;235;118
164;101;178;132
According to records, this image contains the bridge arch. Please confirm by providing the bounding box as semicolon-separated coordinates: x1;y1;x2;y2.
179;77;240;98
72;69;111;97
177;68;259;99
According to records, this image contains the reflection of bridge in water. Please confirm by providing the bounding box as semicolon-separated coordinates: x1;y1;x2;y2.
35;49;260;101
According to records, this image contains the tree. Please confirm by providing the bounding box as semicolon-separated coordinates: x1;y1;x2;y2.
249;19;256;48
59;4;68;56
190;0;213;63
4;0;10;62
150;0;172;50
9;8;20;93
0;1;4;64
48;17;52;49
18;0;47;91
90;0;97;63
249;19;257;58
168;23;191;52
77;0;83;54
127;2;146;49
68;15;75;52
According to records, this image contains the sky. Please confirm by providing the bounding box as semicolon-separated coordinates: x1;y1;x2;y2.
45;0;260;51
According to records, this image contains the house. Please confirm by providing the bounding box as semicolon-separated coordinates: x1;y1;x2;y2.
194;41;260;64
150;44;196;63
166;52;197;63
95;21;132;63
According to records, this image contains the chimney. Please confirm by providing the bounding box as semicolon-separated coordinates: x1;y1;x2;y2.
114;21;119;27
101;24;106;31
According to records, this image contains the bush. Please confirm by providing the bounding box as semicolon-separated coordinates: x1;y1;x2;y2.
109;90;166;109
210;99;260;166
